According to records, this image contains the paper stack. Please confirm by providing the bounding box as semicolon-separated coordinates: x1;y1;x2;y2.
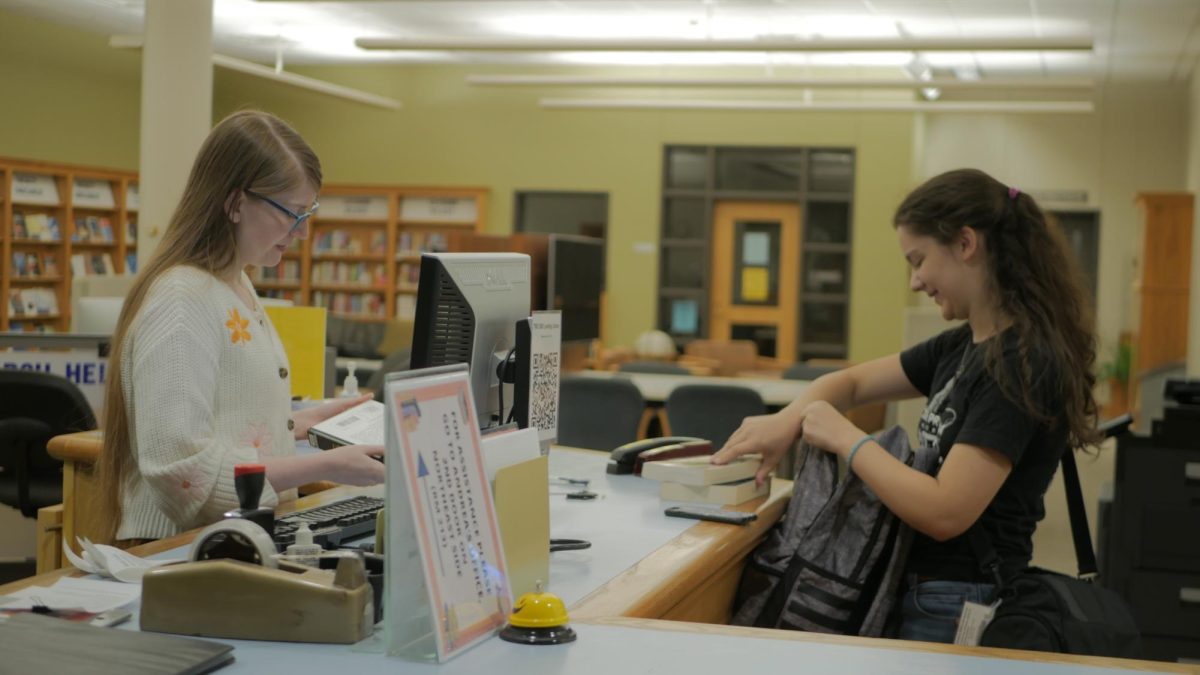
641;455;769;506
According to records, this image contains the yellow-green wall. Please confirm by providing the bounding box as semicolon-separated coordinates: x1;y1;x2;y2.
0;9;915;360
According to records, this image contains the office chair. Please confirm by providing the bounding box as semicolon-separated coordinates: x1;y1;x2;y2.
0;370;97;518
558;375;649;451
781;361;843;381
618;360;691;375
665;384;766;450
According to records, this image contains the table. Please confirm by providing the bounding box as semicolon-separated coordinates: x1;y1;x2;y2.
2;450;1189;673
575;369;809;407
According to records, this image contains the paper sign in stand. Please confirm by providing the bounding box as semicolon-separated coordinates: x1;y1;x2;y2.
383;364;512;663
515;310;562;452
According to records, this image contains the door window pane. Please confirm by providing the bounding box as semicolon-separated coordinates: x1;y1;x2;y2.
803;251;848;294
515;191;608;239
806;202;850;244
666;148;707;190
664;198;706;240
808;151;854;193
715;150;803;192
733;220;779;305
667;298;701;336
732;324;777;359
662;247;706;288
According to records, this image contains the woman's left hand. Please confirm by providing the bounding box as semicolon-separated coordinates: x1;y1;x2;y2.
798;400;863;457
292;393;375;441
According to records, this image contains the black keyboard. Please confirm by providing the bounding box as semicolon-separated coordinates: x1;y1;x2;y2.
274;495;384;551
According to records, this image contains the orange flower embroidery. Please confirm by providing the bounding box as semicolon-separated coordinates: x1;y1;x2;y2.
226;307;251;345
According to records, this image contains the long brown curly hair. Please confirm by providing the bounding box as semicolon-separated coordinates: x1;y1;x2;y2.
894;168;1099;450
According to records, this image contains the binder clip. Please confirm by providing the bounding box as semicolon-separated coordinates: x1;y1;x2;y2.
498;581;577;645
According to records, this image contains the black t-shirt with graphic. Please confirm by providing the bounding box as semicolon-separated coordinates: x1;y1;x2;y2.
899;324;1068;581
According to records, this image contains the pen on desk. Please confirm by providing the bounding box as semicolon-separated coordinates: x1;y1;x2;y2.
550;475;590;487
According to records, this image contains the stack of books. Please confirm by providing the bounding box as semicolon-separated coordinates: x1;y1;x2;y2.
641;455;768;506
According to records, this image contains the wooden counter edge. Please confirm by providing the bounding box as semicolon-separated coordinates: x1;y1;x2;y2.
570;476;793;621
578;617;1200;674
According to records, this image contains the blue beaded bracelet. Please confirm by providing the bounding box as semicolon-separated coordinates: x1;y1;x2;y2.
847;434;875;474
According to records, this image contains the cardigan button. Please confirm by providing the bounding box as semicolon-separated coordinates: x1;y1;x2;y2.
287;419;295;431
279;367;288;379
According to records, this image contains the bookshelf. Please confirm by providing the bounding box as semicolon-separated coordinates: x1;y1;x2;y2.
1;158;138;333
252;185;487;322
0;157;487;331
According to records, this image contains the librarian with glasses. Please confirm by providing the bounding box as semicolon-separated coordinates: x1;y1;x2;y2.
95;110;385;545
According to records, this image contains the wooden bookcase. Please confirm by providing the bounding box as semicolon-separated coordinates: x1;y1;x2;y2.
252;185;488;322
1;157;138;332
0;156;487;331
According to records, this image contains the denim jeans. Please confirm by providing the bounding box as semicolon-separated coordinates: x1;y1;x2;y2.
897;579;996;644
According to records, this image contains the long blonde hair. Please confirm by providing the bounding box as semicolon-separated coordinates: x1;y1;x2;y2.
96;110;322;541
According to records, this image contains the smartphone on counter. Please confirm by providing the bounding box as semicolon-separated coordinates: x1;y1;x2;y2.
664;505;757;525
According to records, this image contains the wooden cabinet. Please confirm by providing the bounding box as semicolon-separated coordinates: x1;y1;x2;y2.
1130;193;1193;422
1;158;138;332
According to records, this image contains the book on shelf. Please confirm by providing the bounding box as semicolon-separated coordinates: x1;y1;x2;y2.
12;212;26;239
8;287;58;316
660;476;770;506
640;454;761;486
70;253;115;276
23;213;60;241
42;253;58;277
125;253;137;274
126;218;137;244
11;252;27;276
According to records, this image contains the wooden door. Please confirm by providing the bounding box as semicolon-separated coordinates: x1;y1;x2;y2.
710;202;800;362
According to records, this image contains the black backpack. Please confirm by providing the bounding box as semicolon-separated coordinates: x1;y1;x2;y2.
730;427;938;636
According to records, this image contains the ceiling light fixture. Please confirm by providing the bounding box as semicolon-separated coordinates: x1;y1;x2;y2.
356;37;1092;53
109;35;401;111
465;74;1093;90
539;98;1094;114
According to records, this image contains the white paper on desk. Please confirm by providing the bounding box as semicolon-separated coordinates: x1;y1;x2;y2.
481;427;541;483
63;537;181;583
0;577;140;613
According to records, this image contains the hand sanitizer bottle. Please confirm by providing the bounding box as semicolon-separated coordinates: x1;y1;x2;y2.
285;522;322;567
341;361;359;397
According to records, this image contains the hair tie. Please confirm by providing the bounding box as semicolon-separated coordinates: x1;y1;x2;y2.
1007;186;1021;200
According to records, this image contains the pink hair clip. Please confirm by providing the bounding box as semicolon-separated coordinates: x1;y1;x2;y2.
1007;186;1021;200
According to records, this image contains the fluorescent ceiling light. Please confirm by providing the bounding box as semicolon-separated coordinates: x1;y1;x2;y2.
482;13;902;41
466;75;1094;90
355;37;1093;53
539;98;1094;114
109;35;401;110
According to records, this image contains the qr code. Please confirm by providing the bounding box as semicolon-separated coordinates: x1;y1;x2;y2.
529;352;559;431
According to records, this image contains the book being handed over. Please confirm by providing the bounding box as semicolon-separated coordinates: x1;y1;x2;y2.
307;399;384;449
640;453;761;486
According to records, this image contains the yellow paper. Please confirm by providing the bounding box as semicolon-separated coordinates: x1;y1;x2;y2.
264;305;327;400
741;267;769;302
493;455;550;599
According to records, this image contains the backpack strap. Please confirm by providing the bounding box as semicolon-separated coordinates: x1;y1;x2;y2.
966;446;1099;590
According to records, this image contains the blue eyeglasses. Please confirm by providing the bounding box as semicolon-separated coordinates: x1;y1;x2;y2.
245;189;319;235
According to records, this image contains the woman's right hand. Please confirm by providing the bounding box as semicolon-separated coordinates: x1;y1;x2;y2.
710;409;804;486
323;444;386;486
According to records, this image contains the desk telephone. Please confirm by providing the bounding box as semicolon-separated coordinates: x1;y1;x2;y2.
607;436;713;475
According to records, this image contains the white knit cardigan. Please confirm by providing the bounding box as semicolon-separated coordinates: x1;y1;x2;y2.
117;266;297;540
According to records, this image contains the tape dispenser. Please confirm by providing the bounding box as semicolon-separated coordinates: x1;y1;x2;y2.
140;519;374;644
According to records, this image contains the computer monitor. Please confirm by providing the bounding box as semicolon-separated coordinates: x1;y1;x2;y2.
71;296;125;334
546;234;603;342
410;252;531;428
